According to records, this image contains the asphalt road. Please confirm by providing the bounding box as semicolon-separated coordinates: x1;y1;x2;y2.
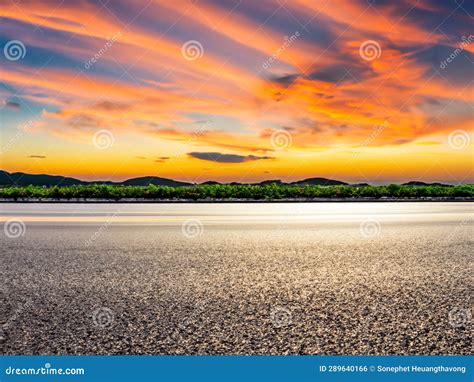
0;203;472;354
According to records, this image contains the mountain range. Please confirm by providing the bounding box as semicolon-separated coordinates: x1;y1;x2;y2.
0;170;449;187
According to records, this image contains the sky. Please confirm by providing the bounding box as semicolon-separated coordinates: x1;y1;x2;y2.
0;0;473;184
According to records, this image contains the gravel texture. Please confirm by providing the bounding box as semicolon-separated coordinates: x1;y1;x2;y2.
0;203;472;355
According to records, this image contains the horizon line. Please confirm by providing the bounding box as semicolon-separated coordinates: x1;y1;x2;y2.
1;169;472;186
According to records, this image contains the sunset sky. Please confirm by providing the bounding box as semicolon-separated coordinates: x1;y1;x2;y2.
0;0;473;184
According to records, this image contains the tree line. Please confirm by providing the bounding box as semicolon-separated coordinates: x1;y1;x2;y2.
0;183;472;200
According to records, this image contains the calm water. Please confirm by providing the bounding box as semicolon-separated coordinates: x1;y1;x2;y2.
1;202;472;355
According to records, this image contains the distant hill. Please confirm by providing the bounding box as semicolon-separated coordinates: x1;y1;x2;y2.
199;179;342;186
402;181;449;187
2;170;454;188
121;176;190;187
256;179;283;186
0;171;190;187
0;170;86;186
291;177;348;186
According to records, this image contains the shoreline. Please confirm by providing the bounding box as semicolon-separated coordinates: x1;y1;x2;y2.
1;197;473;203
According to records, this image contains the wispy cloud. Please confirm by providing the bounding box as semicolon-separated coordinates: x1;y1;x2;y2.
154;156;170;163
188;152;273;163
4;101;21;111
